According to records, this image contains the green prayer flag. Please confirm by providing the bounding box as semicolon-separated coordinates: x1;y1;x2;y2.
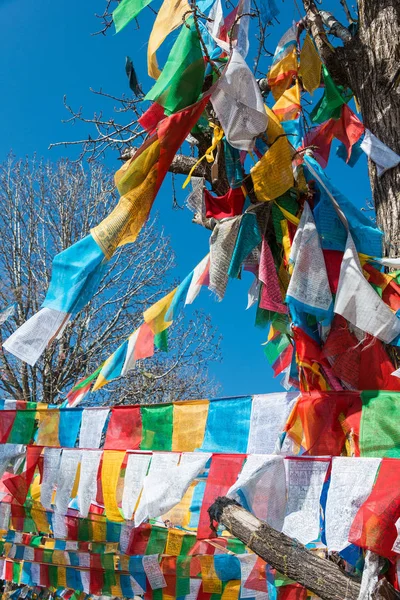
78;518;91;542
180;534;196;555
140;404;173;450
146;526;168;554
263;334;290;364
176;556;191;597
48;564;58;588
155;329;168;352
12;561;21;584
360;391;400;457
113;0;153;33
8;409;36;444
311;65;352;124
145;17;205;116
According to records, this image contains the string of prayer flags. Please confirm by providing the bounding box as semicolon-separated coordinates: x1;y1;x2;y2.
4;95;210;367
86;255;210;393
145;17;205;116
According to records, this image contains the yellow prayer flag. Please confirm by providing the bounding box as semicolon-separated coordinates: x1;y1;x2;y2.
200;555;222;594
101;451;125;522
222;580;241;600
36;409;60;447
268;48;298;100
165;529;185;555
148;0;191;79
251;136;294;201
299;34;321;95
92;519;107;541
58;566;67;588
172;400;209;451
265;106;284;145
92;141;160;260
143;288;177;334
272;81;301;122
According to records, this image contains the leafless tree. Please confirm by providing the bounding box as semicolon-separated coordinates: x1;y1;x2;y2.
0;156;221;404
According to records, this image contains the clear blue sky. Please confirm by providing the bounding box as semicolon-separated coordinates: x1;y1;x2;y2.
0;0;372;397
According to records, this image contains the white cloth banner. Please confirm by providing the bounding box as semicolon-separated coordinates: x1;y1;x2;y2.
228;455;287;531
134;452;210;526
79;408;110;449
121;328;140;377
77;449;102;518
334;233;400;343
186;255;210;305
282;458;330;545
361;129;400;177
247;392;299;454
209;216;241;300
237;554;258;598
55;449;82;515
0;444;25;480
287;202;332;317
211;49;268;151
325;457;381;552
3;307;69;366
41;448;62;510
247;277;260;310
122;453;152;520
142;554;167;590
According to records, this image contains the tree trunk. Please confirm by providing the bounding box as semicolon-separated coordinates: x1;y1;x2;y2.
209;498;400;600
303;0;400;257
348;0;400;257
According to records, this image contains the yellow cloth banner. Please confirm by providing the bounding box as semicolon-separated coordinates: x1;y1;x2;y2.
101;451;125;522
299;34;321;95
200;555;222;594
222;580;241;600
172;400;209;451
58;566;67;588
163;481;196;528
165;529;185;555
92;141;160;259
273;81;301;122
147;0;191;79
36;409;60;447
144;288;177;334
251;136;294;201
265;106;284;145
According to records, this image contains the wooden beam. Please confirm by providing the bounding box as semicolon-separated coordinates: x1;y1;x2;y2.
208;498;400;600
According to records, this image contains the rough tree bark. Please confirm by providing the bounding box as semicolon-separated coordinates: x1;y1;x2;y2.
303;0;400;256
208;499;400;600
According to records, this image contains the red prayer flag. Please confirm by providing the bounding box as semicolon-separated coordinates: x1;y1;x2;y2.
104;406;142;450
134;322;155;360
204;188;245;220
349;458;400;558
4;446;43;505
197;454;246;539
0;411;15;443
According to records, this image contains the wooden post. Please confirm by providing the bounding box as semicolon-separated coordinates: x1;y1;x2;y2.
208;498;400;600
